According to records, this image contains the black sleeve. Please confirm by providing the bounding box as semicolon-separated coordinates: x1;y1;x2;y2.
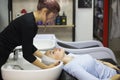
21;23;37;63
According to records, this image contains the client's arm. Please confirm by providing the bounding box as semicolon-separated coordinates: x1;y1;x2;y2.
98;60;120;71
110;74;120;80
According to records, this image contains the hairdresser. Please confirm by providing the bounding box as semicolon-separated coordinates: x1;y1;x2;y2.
0;0;60;80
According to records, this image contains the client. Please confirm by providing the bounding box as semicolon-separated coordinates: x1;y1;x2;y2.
44;48;120;80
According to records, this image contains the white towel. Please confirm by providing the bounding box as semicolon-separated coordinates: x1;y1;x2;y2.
41;55;57;65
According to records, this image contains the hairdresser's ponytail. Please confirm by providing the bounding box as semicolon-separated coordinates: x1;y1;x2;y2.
38;0;44;3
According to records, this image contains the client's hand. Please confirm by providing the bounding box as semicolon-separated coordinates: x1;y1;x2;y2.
110;74;120;80
102;61;120;71
47;61;60;68
98;60;120;71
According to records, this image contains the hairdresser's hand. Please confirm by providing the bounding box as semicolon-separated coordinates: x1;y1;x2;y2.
47;61;60;68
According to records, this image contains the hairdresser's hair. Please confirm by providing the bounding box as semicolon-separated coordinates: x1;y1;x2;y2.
37;0;60;13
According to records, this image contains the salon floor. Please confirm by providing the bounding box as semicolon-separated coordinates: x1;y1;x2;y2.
108;38;120;64
115;51;120;65
113;51;120;64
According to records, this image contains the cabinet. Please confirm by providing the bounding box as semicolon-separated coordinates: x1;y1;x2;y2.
93;0;109;47
8;0;75;41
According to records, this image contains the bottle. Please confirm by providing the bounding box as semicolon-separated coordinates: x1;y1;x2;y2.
21;9;27;15
37;21;43;25
61;12;67;25
55;14;61;25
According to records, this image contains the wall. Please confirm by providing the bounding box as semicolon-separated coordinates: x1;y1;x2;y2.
12;0;73;24
0;0;8;32
75;0;94;41
12;0;73;41
12;0;94;41
12;0;38;19
108;0;120;51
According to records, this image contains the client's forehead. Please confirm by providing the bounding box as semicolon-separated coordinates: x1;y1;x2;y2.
45;50;52;55
45;50;50;54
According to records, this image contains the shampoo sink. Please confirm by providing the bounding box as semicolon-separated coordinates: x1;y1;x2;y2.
1;34;59;80
1;53;63;80
33;34;56;50
33;39;56;50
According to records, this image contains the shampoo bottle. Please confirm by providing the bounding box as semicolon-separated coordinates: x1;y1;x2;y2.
55;14;61;25
61;12;67;25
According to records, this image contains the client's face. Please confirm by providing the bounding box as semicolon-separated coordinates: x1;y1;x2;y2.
45;48;65;60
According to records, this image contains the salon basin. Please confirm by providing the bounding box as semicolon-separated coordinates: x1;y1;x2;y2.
14;39;56;51
33;39;56;50
1;53;63;80
33;34;56;50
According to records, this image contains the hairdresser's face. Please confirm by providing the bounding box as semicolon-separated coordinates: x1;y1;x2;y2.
41;8;58;25
45;12;58;25
45;48;65;60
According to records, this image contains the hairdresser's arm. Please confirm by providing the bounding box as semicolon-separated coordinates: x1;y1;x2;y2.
32;50;60;69
33;50;43;58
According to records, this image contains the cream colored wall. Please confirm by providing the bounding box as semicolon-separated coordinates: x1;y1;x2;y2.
12;0;73;41
13;0;38;19
0;0;8;32
57;0;73;25
75;0;94;41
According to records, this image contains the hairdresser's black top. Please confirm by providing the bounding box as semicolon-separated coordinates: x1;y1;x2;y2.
0;12;38;63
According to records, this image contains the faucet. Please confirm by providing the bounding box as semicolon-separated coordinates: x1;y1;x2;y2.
13;49;19;61
13;46;22;61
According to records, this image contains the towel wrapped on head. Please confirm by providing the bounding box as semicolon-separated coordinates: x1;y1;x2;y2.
41;55;57;65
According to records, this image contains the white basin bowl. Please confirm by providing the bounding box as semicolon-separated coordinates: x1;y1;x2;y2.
15;39;56;50
33;34;56;50
1;57;63;80
33;39;56;50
